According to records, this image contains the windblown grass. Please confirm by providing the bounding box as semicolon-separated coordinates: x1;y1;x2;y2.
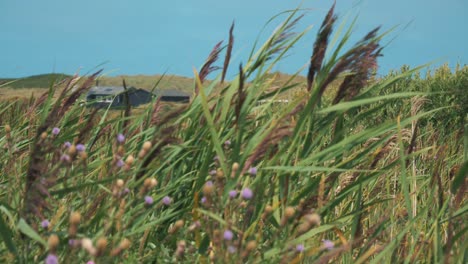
0;5;466;264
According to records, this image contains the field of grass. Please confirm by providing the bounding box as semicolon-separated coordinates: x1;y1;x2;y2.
0;6;466;264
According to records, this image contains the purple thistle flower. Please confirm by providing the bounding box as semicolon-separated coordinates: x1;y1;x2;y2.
60;154;71;163
41;219;50;229
209;170;217;176
248;167;258;176
76;144;86;152
227;245;237;254
241;188;253;200
205;181;213;187
201;197;207;204
63;141;71;148
116;159;125;168
117;133;125;143
223;230;234;241
322;239;334;250
296;244;305;252
224;140;231;146
213;155;219;161
228;190;237;198
162;196;172;205
45;254;58;264
123;188;130;195
144;196;154;205
52;127;60;136
86;261;95;264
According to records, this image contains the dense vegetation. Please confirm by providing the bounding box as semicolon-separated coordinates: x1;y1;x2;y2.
0;5;466;263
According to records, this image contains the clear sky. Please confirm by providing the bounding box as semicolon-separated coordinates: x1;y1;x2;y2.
1;0;466;78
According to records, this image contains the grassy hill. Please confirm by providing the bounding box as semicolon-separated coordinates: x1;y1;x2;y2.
0;73;72;89
0;72;313;100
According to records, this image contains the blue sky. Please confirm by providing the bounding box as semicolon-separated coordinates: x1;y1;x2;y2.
1;0;466;78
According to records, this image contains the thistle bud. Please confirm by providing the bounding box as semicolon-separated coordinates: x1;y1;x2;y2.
68;145;77;155
216;168;224;179
119;238;131;250
5;125;11;133
264;205;273;214
41;132;48;140
202;181;214;196
116;179;125;188
142;141;152;152
70;211;81;225
48;234;59;251
138;149;147;159
96;237;108;255
246;240;257;251
125;155;134;166
284;207;295;218
304;213;321;226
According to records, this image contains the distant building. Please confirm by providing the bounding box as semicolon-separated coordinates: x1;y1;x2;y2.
86;86;190;108
153;89;191;103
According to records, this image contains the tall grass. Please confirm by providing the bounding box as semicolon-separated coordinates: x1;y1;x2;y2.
0;5;466;263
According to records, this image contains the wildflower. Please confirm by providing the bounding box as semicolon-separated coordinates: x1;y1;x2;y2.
224;140;231;146
223;230;234;241
144;196;154;205
213;155;219;161
117;133;125;143
241;188;253;200
202;181;214;196
123;188;130;195
60;154;71;163
296;244;305;252
87;261;95;264
68;239;79;247
227;245;237;254
76;144;85;152
52;127;60;136
200;196;207;204
162;196;172;205
228;190;237;198
45;254;58;264
248;167;257;176
209;170;217;176
116;159;125;168
64;141;71;148
41;219;50;229
322;239;334;250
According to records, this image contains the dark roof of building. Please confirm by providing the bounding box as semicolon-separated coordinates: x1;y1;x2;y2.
88;86;138;95
154;89;190;97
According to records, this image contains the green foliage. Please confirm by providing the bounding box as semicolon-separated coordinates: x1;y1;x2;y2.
0;6;466;264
